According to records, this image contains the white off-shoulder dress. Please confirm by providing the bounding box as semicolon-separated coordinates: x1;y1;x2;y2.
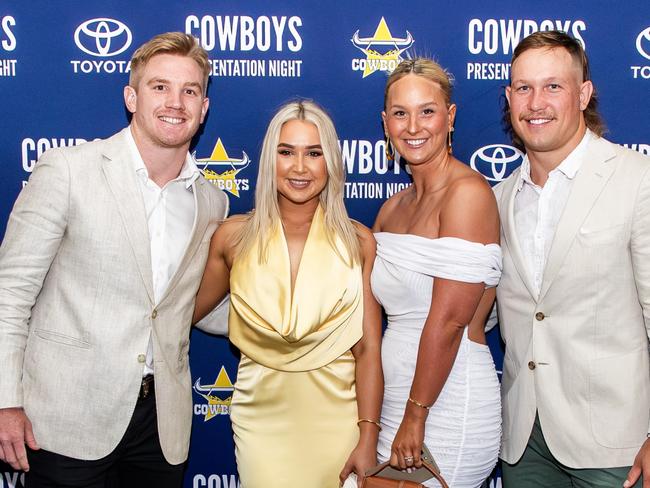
372;233;502;488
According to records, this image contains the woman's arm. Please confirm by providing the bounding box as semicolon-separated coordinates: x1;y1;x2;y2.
192;218;242;324
390;177;500;469
339;224;384;483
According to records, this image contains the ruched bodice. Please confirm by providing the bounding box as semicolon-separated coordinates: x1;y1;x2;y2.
372;232;502;488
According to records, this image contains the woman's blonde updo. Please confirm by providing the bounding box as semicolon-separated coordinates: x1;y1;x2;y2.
384;57;453;108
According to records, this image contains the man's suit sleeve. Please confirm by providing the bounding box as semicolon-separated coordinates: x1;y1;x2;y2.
0;148;70;408
632;165;650;339
219;187;229;220
630;162;650;433
194;187;230;336
194;294;230;336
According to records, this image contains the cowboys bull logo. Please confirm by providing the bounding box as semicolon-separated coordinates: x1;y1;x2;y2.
195;138;251;197
351;17;414;78
193;366;235;421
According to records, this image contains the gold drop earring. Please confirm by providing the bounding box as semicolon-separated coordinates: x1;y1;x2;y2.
385;134;395;161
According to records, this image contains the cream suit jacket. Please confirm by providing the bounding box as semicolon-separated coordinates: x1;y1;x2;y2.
494;136;650;468
0;128;228;464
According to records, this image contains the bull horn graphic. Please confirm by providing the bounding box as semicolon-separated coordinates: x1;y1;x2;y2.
351;30;414;48
193;378;233;394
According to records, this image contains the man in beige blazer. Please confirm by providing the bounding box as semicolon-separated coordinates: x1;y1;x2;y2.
0;33;228;487
494;31;650;487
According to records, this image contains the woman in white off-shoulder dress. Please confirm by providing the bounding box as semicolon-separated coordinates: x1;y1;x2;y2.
372;58;502;487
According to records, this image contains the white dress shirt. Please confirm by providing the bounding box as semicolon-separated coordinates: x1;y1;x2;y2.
126;131;199;376
514;130;592;296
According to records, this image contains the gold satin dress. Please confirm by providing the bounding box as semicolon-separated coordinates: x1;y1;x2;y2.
228;207;363;488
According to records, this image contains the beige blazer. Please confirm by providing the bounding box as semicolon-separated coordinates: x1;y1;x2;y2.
0;128;228;464
494;136;650;468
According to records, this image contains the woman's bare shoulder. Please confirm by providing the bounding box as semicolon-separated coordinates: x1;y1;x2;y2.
440;162;499;242
374;185;412;231
212;213;249;244
447;162;496;207
351;220;377;262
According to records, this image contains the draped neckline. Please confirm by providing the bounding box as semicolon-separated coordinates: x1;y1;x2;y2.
278;206;319;302
375;231;499;247
374;231;503;287
228;205;364;371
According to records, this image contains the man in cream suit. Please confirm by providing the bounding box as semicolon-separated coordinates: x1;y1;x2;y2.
494;30;650;487
0;32;228;486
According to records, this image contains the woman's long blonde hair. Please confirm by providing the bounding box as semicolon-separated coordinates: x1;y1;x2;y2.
235;100;360;265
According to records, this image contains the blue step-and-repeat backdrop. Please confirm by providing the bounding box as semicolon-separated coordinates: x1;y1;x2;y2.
1;1;649;486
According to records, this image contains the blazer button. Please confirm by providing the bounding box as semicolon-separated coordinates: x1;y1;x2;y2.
535;312;545;321
151;309;158;319
528;361;536;370
137;354;146;363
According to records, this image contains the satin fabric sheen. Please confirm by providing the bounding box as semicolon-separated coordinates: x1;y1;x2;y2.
228;206;364;487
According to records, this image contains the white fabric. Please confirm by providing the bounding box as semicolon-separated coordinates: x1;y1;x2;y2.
372;233;502;488
127;131;199;375
342;473;358;488
514;130;591;295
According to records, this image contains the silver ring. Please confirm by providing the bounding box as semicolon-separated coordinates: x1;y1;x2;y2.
404;455;414;463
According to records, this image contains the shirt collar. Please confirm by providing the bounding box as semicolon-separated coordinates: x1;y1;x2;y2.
516;129;593;191
126;127;201;189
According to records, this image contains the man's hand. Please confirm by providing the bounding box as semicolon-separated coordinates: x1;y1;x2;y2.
0;407;39;471
625;438;650;488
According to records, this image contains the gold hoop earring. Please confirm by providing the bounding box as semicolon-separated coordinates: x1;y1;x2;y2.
385;135;395;161
447;127;454;154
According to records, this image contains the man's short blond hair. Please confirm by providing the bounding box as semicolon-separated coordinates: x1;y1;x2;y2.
129;32;210;95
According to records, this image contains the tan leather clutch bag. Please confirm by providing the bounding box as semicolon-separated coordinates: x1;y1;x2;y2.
360;445;449;488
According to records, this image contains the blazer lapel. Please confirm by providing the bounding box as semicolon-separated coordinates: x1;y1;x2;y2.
538;137;617;301
499;170;538;300
101;128;155;304
157;176;211;305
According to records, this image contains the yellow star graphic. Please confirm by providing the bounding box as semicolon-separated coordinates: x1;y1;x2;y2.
352;17;414;78
194;366;235;421
196;138;250;198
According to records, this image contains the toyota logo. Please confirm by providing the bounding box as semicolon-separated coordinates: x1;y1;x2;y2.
470;144;524;183
74;18;132;57
636;26;650;61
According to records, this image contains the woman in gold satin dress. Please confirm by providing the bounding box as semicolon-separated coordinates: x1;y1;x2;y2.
193;100;383;488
